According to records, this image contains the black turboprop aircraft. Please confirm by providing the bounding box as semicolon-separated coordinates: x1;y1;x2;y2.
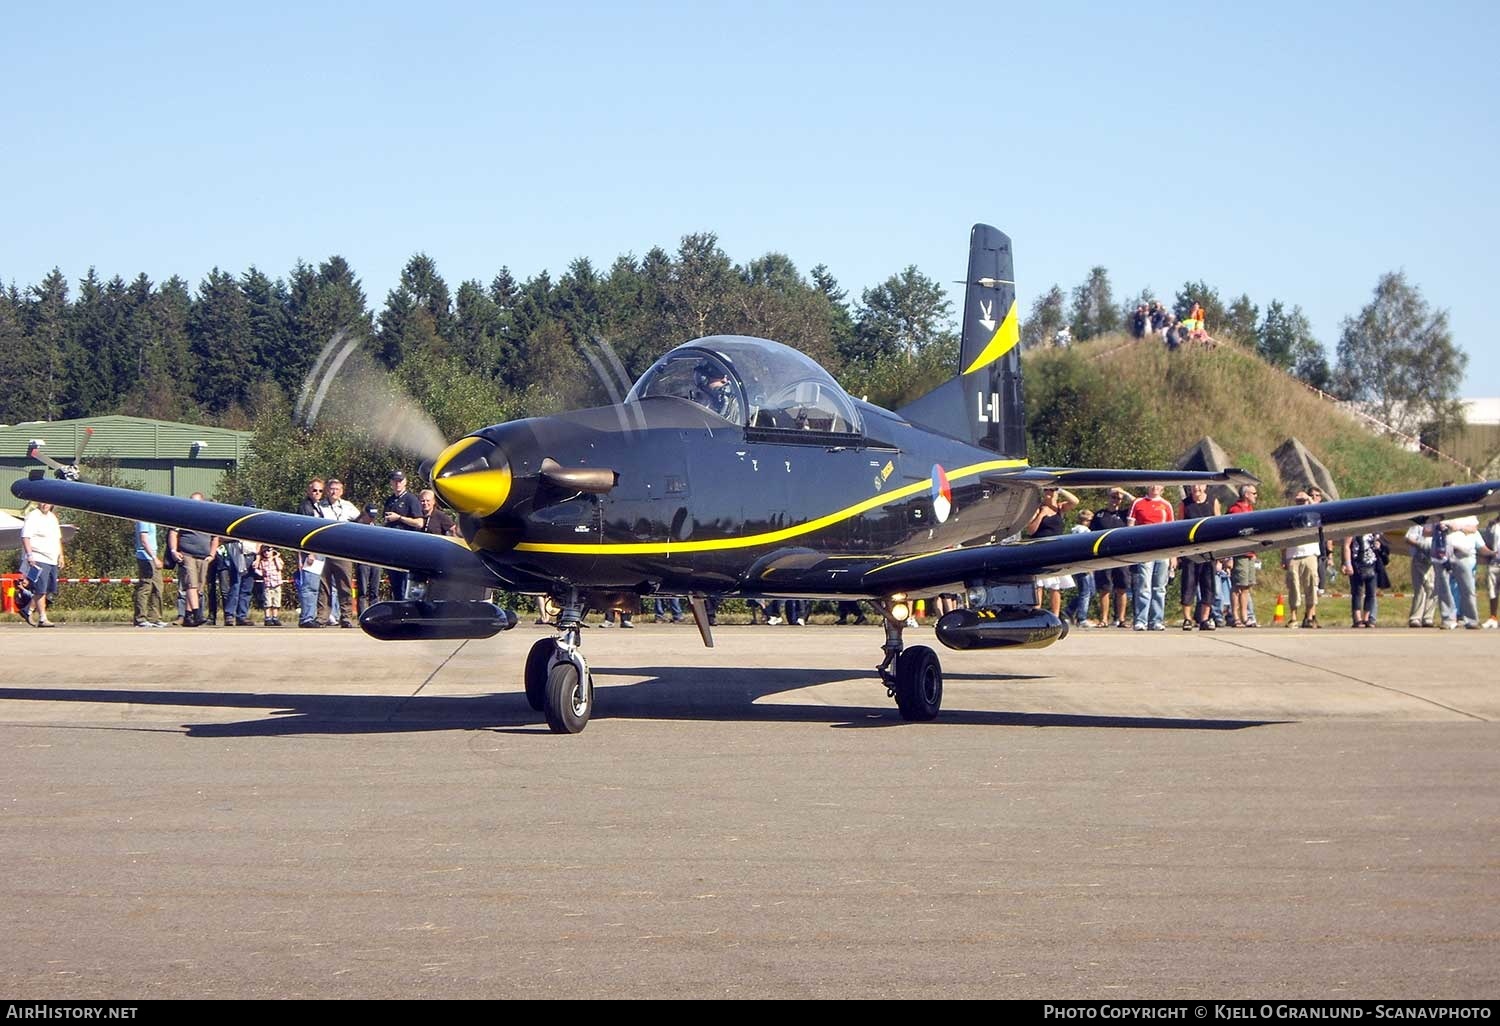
14;225;1500;733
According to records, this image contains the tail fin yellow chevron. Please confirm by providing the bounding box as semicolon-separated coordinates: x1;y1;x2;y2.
896;224;1027;458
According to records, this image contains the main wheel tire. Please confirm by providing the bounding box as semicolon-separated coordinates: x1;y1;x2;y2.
524;638;555;712
544;660;593;734
893;645;943;721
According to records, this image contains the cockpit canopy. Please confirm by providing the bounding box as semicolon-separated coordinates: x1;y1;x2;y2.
626;335;862;435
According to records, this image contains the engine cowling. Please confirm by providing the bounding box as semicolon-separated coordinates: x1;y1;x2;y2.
934;606;1069;651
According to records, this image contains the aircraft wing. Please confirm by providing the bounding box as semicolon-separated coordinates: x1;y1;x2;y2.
1;519;78;550
9;476;498;586
859;480;1500;596
986;467;1260;490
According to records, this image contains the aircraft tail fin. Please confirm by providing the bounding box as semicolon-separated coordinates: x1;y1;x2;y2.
896;224;1026;458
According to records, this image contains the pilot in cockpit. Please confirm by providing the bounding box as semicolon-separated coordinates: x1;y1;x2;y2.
688;361;737;420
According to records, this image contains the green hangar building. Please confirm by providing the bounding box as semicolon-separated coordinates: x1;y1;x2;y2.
0;416;252;501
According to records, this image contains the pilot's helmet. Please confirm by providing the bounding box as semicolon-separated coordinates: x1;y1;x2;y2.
694;360;729;396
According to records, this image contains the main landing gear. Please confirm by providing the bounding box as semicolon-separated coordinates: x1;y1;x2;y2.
524;594;594;734
876;595;943;722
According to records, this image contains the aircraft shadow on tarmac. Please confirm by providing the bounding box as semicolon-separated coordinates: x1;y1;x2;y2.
0;663;1282;738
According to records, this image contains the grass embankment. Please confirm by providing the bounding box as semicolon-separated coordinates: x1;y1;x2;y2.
1031;333;1448;499
1026;335;1478;627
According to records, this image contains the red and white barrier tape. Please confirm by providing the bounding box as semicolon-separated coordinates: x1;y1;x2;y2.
43;577;179;585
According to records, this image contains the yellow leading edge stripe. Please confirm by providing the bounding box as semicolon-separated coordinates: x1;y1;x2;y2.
224;498;471;551
300;522;342;547
225;510;270;535
960;300;1019;376
515;457;1029;556
1092;528;1117;556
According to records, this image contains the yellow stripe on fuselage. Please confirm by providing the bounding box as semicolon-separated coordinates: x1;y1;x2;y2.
1187;517;1209;543
514;457;1029;556
861;545;959;578
1092;528;1118;556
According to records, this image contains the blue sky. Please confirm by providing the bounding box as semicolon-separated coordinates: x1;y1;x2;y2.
4;1;1496;396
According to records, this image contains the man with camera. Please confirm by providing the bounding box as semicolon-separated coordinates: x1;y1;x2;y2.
355;503;383;614
382;470;423;600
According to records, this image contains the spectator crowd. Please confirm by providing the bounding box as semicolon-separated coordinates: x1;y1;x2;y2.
1038;482;1499;632
9;469;460;629
1131;300;1215;351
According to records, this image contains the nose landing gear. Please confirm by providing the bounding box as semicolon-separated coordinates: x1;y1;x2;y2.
524;593;594;734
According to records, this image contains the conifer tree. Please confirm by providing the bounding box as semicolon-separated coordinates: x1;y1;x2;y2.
811;263;856;362
664;233;736;342
241;267;293;394
24;269;72;421
0;285;30;422
454;278;508;380
1223;293;1258;344
1021;284;1067;349
1068;267;1118;341
188;268;254;415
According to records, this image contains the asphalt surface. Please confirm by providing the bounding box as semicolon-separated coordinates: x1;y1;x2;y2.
1;619;1496;999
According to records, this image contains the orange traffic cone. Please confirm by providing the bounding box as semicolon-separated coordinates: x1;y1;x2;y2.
914;599;925;621
1273;594;1286;624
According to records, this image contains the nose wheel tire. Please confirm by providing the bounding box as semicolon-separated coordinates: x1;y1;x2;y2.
523;638;555;712
544;660;594;734
893;645;943;721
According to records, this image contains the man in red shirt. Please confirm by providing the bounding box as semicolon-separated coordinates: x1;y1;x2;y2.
1227;484;1260;626
1126;485;1175;630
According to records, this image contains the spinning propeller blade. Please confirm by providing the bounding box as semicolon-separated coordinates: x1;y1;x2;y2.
294;328;449;464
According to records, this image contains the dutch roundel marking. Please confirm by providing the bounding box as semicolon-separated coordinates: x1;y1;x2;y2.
931;464;952;523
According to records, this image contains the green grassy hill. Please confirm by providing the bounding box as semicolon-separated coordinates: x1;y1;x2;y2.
1024;334;1450;501
1024;334;1483;628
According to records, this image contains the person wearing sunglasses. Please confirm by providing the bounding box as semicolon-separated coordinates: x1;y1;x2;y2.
295;478;327;627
